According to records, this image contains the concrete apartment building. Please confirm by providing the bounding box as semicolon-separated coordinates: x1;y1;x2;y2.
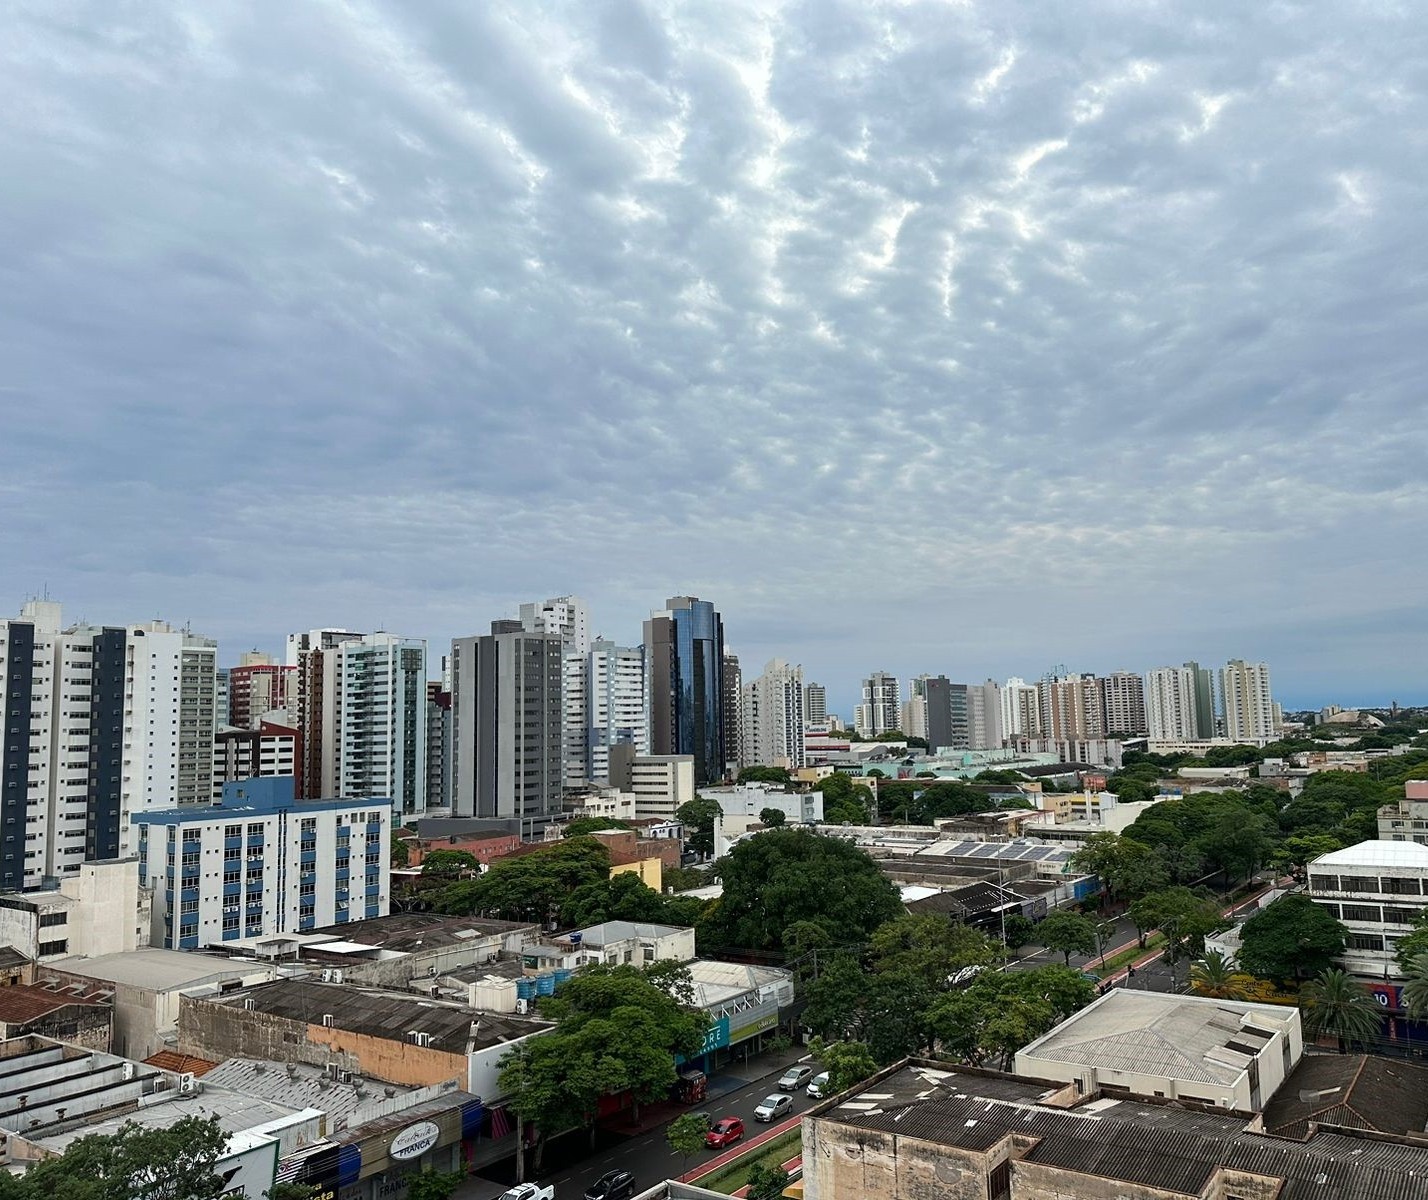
741;658;806;769
519;595;591;792
0;858;149;964
803;682;827;725
212;718;299;800
854;670;901;737
450;620;563;830
1378;779;1428;844
586;638;646;783
1146;662;1217;740
721;651;743;775
1100;670;1148;735
0;601;218;891
1306;838;1428;977
133;777;392;948
226;655;296;730
1220;658;1276;742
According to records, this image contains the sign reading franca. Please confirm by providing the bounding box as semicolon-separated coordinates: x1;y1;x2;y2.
389;1120;441;1161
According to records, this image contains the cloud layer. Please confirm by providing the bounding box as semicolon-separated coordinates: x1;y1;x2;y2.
2;0;1425;712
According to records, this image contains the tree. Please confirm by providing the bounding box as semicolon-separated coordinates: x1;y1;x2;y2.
1300;969;1381;1052
1001;913;1035;953
559;871;697;928
438;837;610;923
0;1116;230;1200
1271;832;1344;878
866;914;1000;990
564;817;631;838
1195;813;1274;886
697;828;903;953
809;1038;878;1095
677;796;724;857
1126;888;1225;963
267;1186;317;1200
745;1164;791;1200
420;849;480;879
666;1113;709;1177
820;772;871;824
390;833;411;869
1189;951;1254;1000
759;807;787;828
927;966;1095;1070
1036;911;1097;966
1403;953;1428;1019
1238;895;1347;983
739;766;792;786
1394;911;1428;974
406;1171;464;1200
499;964;709;1174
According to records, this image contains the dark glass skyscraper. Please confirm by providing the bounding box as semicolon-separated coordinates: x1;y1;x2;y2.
644;596;726;786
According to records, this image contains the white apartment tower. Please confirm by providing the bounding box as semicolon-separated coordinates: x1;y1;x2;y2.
742;659;807;769
969;679;1006;750
1219;659;1276;742
855;671;901;737
1101;671;1148;736
0;601;218;892
1146;665;1203;741
587;639;646;784
1001;677;1039;738
520;596;591;791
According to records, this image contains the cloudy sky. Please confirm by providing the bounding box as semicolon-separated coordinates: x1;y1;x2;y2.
3;1;1425;714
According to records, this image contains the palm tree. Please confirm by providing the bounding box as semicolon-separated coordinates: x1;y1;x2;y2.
1402;953;1428;1018
1300;969;1381;1053
1189;951;1252;1000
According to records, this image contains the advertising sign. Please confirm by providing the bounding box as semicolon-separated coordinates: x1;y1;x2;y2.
389;1120;441;1161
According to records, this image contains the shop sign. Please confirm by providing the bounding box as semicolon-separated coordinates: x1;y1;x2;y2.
389;1120;441;1161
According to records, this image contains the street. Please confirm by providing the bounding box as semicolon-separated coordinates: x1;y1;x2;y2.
456;1049;817;1200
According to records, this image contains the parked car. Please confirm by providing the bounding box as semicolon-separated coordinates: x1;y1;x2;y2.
754;1093;794;1122
584;1169;637;1200
777;1065;815;1090
704;1116;745;1148
501;1185;554;1200
806;1071;831;1098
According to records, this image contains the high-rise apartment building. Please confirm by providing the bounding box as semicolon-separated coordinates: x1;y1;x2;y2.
228;655;296;730
135;778;391;947
1038;674;1105;740
587;639;646;784
1101;671;1148;736
902;675;931;742
425;679;452;812
742;659;806;769
212;718;299;800
0;601;218;891
1146;664;1207;741
520;596;591;791
451;621;563;826
1219;659;1276;743
288;631;426;816
722;651;743;775
1184;661;1218;738
1001;677;1039;738
644;597;727;787
854;671;901;737
803;683;828;726
968;679;1005;750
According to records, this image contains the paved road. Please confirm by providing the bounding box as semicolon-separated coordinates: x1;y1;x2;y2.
456;1051;818;1200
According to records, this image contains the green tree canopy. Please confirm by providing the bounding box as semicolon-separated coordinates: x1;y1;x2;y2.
665;1112;709;1175
677;796;724;857
927;966;1096;1070
1239;895;1347;983
1126;887;1225;962
1300;968;1381;1052
866;914;1000;990
564;817;632;838
0;1115;229;1200
820;772;872;824
420;848;480;878
697;828;903;953
739;766;792;786
759;807;788;827
558;871;705;929
1035;910;1098;966
437;837;609;922
390;832;411;869
1395;911;1428;974
809;1038;878;1095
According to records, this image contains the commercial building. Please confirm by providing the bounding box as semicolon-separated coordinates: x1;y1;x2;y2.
1014;990;1302;1112
1219;658;1276;742
741;658;806;769
586;639;646;783
450;620;563;828
0;601;219;889
699;783;824;824
1306;839;1428;977
522;921;697;974
520;595;591;791
854;670;901;737
133;777;392;948
607;747;695;820
682;960;794;1071
644;596;728;787
803;1057;1428;1200
0;982;112;1049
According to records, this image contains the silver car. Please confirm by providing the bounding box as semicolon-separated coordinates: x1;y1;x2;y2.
777;1065;815;1090
754;1092;793;1122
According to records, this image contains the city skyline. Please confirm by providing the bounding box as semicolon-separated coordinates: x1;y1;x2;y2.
3;4;1426;714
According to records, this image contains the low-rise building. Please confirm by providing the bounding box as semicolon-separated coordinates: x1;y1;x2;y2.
1013;989;1302;1112
1378;779;1428;845
681;960;794;1072
803;1059;1428;1200
0;859;150;964
134;777;392;947
0;981;112;1049
401;829;523;869
1258;1054;1428;1139
522;922;696;975
699;783;825;824
1306;839;1428;976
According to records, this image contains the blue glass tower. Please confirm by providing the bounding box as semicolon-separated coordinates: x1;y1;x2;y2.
644;596;726;786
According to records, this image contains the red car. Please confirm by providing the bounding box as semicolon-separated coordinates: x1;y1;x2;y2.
704;1117;745;1149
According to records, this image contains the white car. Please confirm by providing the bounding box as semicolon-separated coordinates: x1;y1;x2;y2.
754;1093;794;1122
806;1071;830;1098
501;1184;555;1200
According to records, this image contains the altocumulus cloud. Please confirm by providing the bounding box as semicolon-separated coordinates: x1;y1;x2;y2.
1;0;1425;708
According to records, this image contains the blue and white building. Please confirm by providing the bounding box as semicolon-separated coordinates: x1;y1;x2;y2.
134;777;391;950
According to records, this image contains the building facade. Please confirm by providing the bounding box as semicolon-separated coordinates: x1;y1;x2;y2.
643;597;727;787
586;639;646;784
803;683;827;726
227;657;296;731
1146;663;1207;741
134;778;391;948
1306;839;1428;977
425;680;452;812
519;596;590;792
1220;659;1276;742
1100;670;1148;736
212;719;300;800
854;671;901;738
450;621;563;827
741;659;806;769
607;747;695;820
721;651;743;772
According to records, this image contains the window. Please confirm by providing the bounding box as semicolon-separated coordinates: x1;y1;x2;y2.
1385;877;1422;896
1339;875;1380;894
1342;903;1380;922
38;911;67;928
1348;933;1385;951
224;824;241;839
39;939;68;956
1383;906;1419;925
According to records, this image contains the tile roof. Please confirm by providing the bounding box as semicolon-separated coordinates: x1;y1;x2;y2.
0;983;108;1023
1262;1055;1428;1140
143;1050;220;1076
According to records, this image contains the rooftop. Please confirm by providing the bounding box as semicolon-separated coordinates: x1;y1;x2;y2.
684;960;793;1007
208;979;551;1052
46;948;275;991
305;912;535;952
1312;840;1428;870
1262;1055;1428;1140
0;982;109;1023
819;1062;1428;1200
571;921;691;946
1015;990;1297;1088
201;1058;418;1125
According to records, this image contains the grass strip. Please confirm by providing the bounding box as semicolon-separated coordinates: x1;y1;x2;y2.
699;1130;802;1195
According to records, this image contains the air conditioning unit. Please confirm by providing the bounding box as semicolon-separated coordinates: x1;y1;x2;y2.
121;1063;135;1081
515;998;529;1015
244;998;255;1011
321;1013;334;1027
338;1070;352;1084
428;964;438;976
330;969;344;984
178;1073;196;1095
